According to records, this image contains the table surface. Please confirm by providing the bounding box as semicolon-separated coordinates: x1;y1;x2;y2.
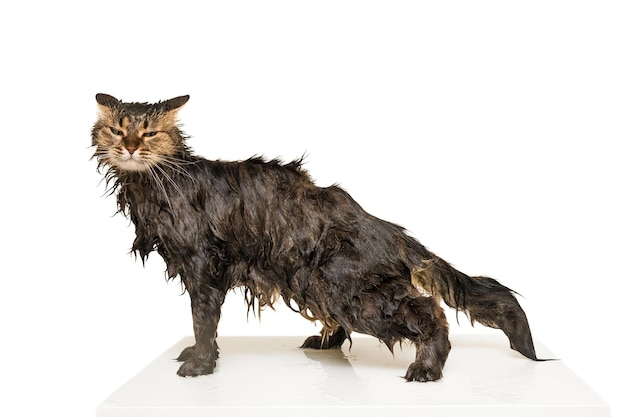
97;334;609;417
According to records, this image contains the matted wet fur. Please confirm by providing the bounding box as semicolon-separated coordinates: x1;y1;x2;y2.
91;93;540;382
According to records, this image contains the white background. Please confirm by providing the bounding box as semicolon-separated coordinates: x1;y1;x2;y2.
1;1;624;416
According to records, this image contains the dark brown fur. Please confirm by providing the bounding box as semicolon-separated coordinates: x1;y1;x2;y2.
91;94;539;382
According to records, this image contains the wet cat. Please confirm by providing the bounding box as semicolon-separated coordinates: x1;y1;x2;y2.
91;93;540;381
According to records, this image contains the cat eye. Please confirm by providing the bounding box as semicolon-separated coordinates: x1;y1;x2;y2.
144;131;158;137
109;127;124;136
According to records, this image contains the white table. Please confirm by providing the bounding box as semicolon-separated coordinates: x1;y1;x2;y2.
97;334;609;417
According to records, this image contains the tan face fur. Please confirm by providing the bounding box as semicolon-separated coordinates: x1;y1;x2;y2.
92;94;189;172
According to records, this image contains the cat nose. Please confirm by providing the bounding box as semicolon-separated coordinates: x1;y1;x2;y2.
127;146;137;155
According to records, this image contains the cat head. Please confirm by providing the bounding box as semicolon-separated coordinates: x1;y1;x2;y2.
91;94;190;172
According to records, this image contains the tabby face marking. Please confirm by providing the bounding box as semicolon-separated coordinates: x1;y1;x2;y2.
91;94;189;172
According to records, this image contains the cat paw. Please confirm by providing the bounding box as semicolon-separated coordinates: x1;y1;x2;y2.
404;362;443;382
176;342;219;362
301;335;325;349
301;329;347;349
176;357;217;377
176;345;196;362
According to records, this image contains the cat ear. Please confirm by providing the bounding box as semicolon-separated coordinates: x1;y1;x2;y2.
161;95;190;112
95;93;120;109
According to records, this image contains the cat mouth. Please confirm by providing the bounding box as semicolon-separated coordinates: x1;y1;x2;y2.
116;157;150;171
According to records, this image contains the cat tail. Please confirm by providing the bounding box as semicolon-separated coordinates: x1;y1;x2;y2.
404;242;540;361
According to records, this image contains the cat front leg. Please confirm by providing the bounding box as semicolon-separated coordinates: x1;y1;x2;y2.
175;340;219;362
176;283;226;377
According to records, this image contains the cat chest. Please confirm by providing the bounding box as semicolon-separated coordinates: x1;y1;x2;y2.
131;203;208;253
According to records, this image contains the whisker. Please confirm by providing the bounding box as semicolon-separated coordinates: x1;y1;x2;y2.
159;154;201;166
153;156;198;186
93;143;201;210
152;163;188;206
146;164;173;209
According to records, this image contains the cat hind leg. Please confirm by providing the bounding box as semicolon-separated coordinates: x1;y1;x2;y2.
301;326;350;349
404;325;451;382
397;297;451;382
356;281;451;381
